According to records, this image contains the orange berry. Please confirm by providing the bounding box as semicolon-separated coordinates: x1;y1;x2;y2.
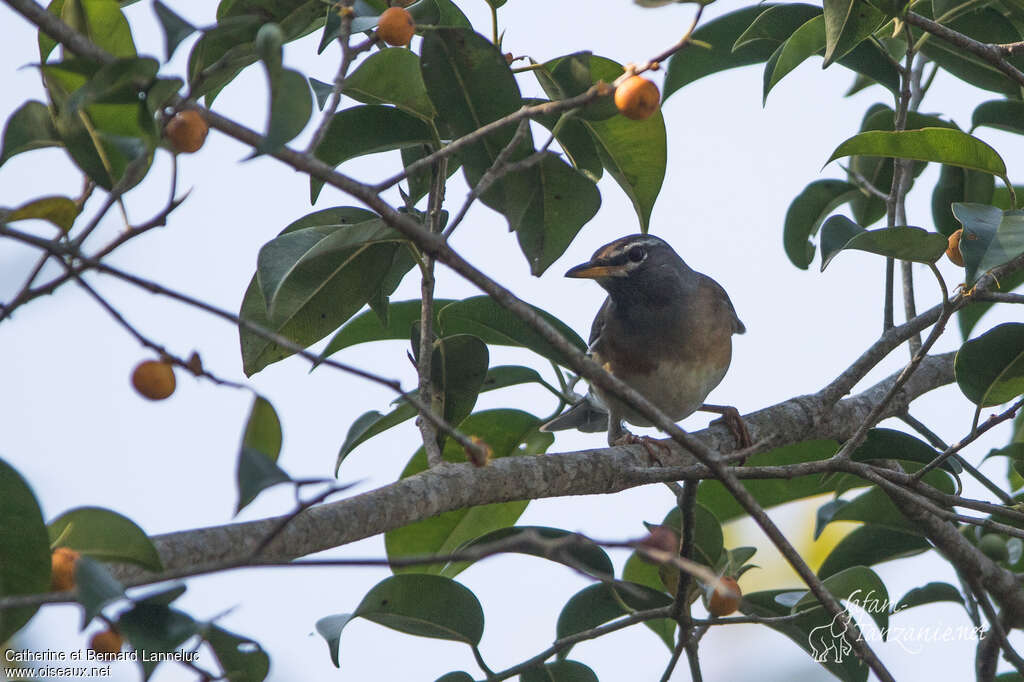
164;110;208;154
614;76;660;121
708;576;741;617
50;547;80;592
377;7;415;47
946;228;965;267
131;360;176;401
89;629;124;655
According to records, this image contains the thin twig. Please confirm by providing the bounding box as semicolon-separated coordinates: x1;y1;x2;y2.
911;398;1024;481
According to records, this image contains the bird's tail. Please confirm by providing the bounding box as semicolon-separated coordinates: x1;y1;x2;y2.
540;396;609;433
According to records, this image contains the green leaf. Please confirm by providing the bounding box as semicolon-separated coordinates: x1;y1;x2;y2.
153;0;195;61
310;105;433;202
742;589;869;682
763;16;827;102
74;556;125;627
665;4;819;99
818;525;930;578
240;395;282;461
521;660;598;682
47;506;163;571
793;565;890;634
0;458;51;643
852;428;960;473
315;613;354;667
437;296;587;367
3;196;80;232
972;100;1024;137
64;57;159;115
955;323;1024;406
205;626;270;682
0;100;61;166
827;128;1010;188
952;203;1024;286
342;48;436;121
536;52;616;122
820;216;949;270
958;268;1024;340
236;448;291;513
322;298;456;360
895;582;964;611
697;440;854;522
556;582;674;657
917;8;1024;97
117;603;198;679
932;164;995;238
825;487;923;534
527;99;603;182
61;0;137;58
385;410;547;573
822;0;886;66
733;3;823;51
440;526;614;580
354;574;484;644
260;67;312;153
783;179;860;269
400;144;461;204
431;334;490;441
656;504;724;568
436;673;474;682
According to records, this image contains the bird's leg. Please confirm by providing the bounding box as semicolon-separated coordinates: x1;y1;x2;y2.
609;415;673;466
699;404;752;450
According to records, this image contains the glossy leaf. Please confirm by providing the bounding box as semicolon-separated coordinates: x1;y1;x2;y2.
385;411;549;572
323;298;456;360
527;99;603;182
441;526;613;580
74;556;125;627
64;57;159;115
342;48;436;121
818;525;930;578
822;0;886;66
153;0;195;61
4;196;80;232
118;603;199;679
315;613;354;667
783;179;860;269
556;582;674;656
205;626;269;682
733;3;822;51
917;8;1024;97
355;574;485;645
260;67;312;153
792;566;889;634
851;428;960;473
431;334;490;442
59;0;137;59
820;216;949;270
952;203;1024;286
742;589;869;682
521;661;598;682
0;100;61;166
47;506;163;571
437;296;587;367
895;582;964;611
955;323;1024;407
657;504;723;568
310;105;433;202
0;458;51;643
536;52;616;122
827;128;1009;187
972;100;1024;137
932;164;995;238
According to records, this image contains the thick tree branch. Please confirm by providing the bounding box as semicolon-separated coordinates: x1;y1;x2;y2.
904;12;1024;88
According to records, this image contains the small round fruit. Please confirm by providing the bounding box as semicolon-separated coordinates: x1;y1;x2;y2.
164;110;208;154
89;629;124;655
50;547;80;592
946;228;965;267
614;76;660;121
708;576;741;617
131;360;176;401
377;7;415;47
979;534;1009;562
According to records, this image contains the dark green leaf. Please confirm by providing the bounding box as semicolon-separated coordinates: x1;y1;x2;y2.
74;556;125;627
437;296;587;367
820;217;963;270
260;67;312;153
153;1;195;61
48;506;163;571
322;298;456;360
527;99;603;182
0;457;52;643
972;100;1024;137
932;164;996;238
955;323;1024;406
656;504;723;568
354;574;484;644
823;0;886;66
917;8;1024;97
959;268;1024;339
952;203;1024;286
793;565;890;634
436;674;474;682
0;100;61;166
205;626;270;682
310;105;433;202
309;77;333;110
556;582;673;657
386;410;547;573
235;448;291;513
315;613;354;667
536;52;616;122
895;582;964;611
342;48;436;120
118;603;198;679
818;526;930;578
400;144;460;204
441;526;614;580
783;179;860;269
852;428;960;473
431;334;490;443
520;660;598;682
133;584;186;608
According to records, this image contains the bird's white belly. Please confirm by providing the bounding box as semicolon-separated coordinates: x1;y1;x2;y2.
598;358;729;427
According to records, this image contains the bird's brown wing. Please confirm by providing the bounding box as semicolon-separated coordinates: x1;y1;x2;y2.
588;297;611;351
701;275;745;335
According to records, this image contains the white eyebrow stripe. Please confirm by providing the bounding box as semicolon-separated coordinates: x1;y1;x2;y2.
603;237;665;257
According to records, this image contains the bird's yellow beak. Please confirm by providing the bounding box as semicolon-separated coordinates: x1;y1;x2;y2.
565;260;620;279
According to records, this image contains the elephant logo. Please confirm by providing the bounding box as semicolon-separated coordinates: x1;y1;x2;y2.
808;611;854;663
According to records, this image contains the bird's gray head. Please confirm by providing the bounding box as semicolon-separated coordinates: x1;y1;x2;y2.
565;234;690;302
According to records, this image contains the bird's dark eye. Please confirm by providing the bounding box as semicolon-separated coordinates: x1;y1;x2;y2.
627;246;646;263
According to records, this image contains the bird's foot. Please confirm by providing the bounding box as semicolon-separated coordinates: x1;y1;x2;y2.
701;404;753;451
612;431;673;467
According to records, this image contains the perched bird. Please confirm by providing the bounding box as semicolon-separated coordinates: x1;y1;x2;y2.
542;234;749;447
